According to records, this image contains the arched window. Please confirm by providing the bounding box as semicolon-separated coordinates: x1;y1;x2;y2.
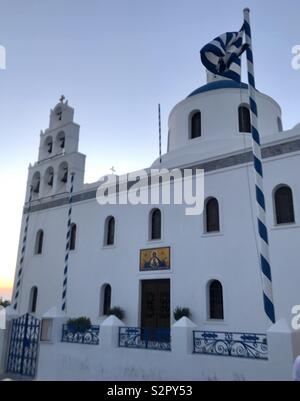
57;131;65;150
69;224;77;251
277;117;283;132
62;167;68;183
29;287;38;313
190;111;201;139
32;172;41;194
150;208;161;240
205;198;220;233
35;230;44;255
45;136;53;154
238;105;251;133
274;185;295;225
103;284;111;315
55;105;63;121
58;162;68;185
209;280;224;320
105;217;115;246
45;167;54;188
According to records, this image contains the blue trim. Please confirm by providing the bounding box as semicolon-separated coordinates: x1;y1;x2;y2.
188;80;248;98
250;98;258;116
261;255;272;281
254;157;263;176
248;72;255;88
256;187;266;211
258;219;269;244
244;21;251;37
264;295;276;324
252;126;260;145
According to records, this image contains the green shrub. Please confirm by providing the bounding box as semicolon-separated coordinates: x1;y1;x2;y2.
108;307;125;320
67;317;92;333
0;298;10;308
173;307;191;321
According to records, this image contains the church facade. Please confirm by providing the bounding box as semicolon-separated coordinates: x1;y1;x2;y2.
1;69;300;381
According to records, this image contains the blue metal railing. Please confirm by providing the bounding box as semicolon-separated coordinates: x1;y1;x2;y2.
61;324;100;345
119;327;171;351
193;330;268;360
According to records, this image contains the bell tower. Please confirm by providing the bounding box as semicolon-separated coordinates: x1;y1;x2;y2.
26;96;86;201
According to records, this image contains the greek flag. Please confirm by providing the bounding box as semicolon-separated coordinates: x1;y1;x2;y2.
200;25;248;82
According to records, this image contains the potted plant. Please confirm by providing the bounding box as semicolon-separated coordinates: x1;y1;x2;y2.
67;317;92;333
173;307;191;321
108;307;125;320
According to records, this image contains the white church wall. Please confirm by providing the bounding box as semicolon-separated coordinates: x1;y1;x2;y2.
14;146;300;334
17;206;69;317
35;318;298;381
0;308;19;376
264;154;300;321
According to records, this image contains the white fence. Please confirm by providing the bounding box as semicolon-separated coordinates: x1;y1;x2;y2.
1;311;300;381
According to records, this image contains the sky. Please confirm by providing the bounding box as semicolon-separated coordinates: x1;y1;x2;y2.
0;0;300;300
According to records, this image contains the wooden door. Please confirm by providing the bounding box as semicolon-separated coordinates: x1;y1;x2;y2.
141;279;170;329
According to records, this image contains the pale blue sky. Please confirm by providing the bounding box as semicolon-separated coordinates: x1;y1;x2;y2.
0;0;300;298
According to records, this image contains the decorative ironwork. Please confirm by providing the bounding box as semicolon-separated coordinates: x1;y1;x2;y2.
6;313;40;377
193;331;268;360
61;324;100;345
119;327;171;351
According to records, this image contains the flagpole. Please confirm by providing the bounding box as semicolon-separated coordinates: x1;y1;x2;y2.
243;8;276;324
62;172;75;312
13;185;33;310
158;104;162;164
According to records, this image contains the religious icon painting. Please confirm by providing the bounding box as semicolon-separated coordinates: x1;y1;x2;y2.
140;247;171;271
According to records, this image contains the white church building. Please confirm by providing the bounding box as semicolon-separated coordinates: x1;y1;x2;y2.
1;66;300;381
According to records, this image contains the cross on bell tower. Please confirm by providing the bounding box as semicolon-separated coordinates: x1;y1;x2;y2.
56;95;66;120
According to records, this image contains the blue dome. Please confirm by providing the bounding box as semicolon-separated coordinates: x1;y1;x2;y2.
188;80;248;98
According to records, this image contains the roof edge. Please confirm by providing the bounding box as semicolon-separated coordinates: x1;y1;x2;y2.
188;80;248;98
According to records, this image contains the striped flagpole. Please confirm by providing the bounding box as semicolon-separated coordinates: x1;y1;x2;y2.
13;186;33;310
243;8;275;324
62;172;75;312
158;104;162;163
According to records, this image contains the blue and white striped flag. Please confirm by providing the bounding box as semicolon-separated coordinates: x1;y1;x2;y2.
200;25;248;82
